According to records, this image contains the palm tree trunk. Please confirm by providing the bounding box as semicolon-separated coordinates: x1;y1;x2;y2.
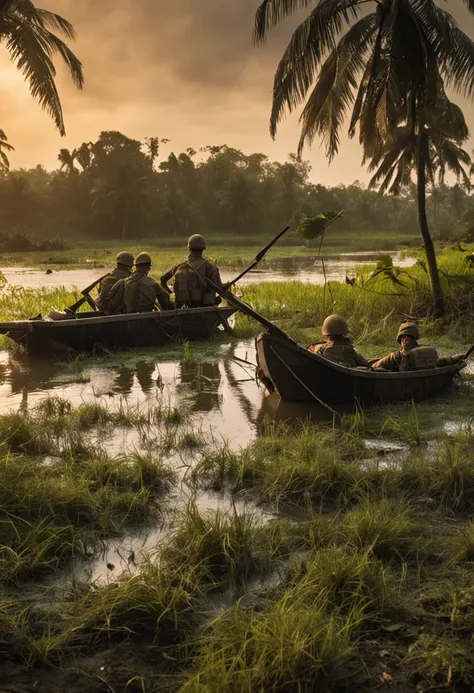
417;132;444;317
122;206;128;242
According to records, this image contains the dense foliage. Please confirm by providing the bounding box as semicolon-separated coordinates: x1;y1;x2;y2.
1;130;474;244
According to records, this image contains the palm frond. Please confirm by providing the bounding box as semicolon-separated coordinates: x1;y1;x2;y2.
253;0;313;43
1;1;83;135
294;14;376;158
268;0;365;136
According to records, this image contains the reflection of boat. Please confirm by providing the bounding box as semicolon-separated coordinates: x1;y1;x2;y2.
179;361;222;412
0;307;236;355
256;332;466;406
257;391;351;429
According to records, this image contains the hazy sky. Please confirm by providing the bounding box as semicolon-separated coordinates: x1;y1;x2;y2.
1;0;474;185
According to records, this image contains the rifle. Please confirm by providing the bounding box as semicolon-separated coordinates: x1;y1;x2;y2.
66;272;110;313
225;224;291;289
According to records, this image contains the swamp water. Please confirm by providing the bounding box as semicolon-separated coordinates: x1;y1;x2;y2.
0;250;470;586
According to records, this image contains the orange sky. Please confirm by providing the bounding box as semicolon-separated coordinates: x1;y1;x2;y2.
1;0;474;185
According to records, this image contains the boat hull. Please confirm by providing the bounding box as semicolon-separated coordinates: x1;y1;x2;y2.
256;332;466;406
0;307;236;355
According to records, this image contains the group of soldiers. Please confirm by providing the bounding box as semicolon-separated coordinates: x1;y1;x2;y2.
95;234;224;315
310;315;466;372
93;239;463;373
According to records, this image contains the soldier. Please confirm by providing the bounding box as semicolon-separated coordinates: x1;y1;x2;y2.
373;322;466;371
107;252;172;314
160;234;225;308
308;314;371;368
96;251;134;313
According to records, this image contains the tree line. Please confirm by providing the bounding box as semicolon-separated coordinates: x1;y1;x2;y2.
1;130;474;244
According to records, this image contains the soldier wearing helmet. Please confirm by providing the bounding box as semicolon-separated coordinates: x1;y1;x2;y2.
308;314;371;368
96;251;134;314
160;235;225;308
107;252;172;314
373;322;466;371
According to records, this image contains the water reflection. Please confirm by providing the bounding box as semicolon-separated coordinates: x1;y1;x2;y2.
179;361;222;412
0;345;360;443
1;251;414;291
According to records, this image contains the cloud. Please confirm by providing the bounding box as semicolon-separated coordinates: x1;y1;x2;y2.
1;0;474;185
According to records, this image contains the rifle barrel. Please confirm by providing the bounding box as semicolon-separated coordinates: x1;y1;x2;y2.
226;224;290;289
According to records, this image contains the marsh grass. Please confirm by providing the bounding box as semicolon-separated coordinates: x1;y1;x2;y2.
4;385;474;688
0;401;175;582
162;504;277;588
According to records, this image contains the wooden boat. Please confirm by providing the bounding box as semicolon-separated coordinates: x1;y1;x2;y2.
256;332;467;406
0;306;236;355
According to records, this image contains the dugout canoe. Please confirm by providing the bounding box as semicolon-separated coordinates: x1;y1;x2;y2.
256;332;467;406
0;306;236;355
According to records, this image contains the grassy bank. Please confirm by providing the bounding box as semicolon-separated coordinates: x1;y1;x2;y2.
0;229;422;269
238;248;474;347
1;248;473;354
1;385;474;691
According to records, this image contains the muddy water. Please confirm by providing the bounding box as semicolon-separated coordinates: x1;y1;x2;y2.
1;250;414;290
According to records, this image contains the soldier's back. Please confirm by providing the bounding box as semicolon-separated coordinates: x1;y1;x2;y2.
97;267;130;313
310;340;365;368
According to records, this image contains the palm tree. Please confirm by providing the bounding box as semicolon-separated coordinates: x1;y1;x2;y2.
254;0;474;315
91;164;149;241
58;148;77;175
74;142;94;171
0;130;14;173
160;188;197;235
0;0;83;135
429;186;447;224
215;172;262;229
369;97;471;310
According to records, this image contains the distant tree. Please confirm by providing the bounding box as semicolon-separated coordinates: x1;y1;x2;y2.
144;136;170;168
1;0;83;135
58;148;77;175
429;187;447;224
160;188;198;235
74;142;93;171
448;184;469;220
91;164;149;241
0;130;14;173
215;171;262;230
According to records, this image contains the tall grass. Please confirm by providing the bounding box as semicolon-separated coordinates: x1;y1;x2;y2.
240;249;474;343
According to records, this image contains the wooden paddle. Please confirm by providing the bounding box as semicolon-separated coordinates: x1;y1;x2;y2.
204;274;297;345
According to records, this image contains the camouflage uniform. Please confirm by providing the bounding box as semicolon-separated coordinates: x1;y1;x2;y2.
161;252;223;308
374;343;465;371
96;267;131;313
108;269;172;314
309;337;371;368
161;235;224;308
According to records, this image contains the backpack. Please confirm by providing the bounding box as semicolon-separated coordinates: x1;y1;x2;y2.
173;259;207;305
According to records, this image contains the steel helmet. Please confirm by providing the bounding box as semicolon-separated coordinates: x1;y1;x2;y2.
322;314;349;336
397;322;419;343
135;252;152;266
115;251;134;268
188;234;206;250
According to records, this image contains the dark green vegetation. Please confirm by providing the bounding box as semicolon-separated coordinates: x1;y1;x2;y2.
2;380;474;692
4;131;474;249
255;0;474;315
